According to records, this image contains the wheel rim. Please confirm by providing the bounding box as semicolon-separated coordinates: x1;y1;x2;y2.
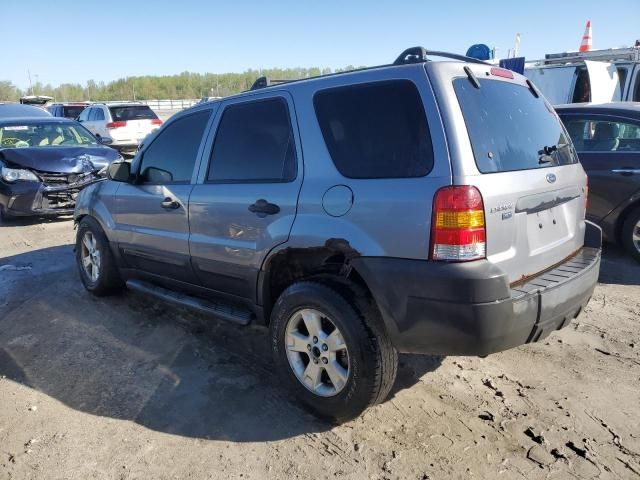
633;219;640;253
81;231;101;283
285;308;350;397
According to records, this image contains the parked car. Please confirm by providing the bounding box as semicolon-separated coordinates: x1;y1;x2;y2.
48;102;91;119
73;47;601;421
0;103;52;119
557;102;640;260
0;117;120;221
77;102;162;155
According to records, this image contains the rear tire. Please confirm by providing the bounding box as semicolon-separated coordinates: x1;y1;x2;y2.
621;206;640;262
76;217;124;295
270;280;398;423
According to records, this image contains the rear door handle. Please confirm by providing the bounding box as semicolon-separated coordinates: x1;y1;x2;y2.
248;199;280;217
611;168;640;175
161;197;180;209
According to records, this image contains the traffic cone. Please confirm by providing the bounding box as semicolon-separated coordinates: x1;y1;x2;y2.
579;20;592;52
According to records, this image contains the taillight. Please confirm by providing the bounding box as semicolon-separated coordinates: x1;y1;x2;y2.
106;121;127;129
431;186;486;262
584;177;589;216
151;119;162;125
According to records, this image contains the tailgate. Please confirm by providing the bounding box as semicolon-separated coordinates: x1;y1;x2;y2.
450;68;588;283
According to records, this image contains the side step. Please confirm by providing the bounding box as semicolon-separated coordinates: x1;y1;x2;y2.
126;279;253;326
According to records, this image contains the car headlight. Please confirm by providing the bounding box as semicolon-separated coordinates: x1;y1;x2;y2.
1;166;40;182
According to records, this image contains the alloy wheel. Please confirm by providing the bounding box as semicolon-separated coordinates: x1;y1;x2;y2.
81;231;101;283
285;308;350;397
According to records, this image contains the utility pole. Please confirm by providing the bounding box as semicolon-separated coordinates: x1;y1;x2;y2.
27;69;33;95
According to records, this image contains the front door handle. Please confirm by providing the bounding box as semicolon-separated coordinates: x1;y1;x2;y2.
611;168;640;175
161;197;180;209
248;199;280;217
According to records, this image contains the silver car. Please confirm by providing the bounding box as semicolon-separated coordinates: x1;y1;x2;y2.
73;47;601;421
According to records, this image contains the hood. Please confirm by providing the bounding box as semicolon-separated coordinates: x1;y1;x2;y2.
0;146;120;173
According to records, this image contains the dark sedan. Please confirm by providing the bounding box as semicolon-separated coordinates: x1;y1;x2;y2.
557;102;640;261
0;117;121;221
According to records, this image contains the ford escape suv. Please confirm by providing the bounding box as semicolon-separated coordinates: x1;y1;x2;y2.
73;48;602;422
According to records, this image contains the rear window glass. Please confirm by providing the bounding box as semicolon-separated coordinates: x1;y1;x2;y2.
454;78;577;173
314;80;434;179
109;105;157;121
62;106;85;119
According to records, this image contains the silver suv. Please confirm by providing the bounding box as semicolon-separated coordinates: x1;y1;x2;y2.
73;48;602;421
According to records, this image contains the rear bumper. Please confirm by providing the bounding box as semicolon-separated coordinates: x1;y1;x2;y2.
352;221;602;356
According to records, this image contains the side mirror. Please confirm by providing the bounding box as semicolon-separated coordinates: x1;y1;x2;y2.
98;136;113;145
107;161;131;182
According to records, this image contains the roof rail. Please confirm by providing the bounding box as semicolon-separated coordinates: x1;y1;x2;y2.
250;76;291;91
393;47;490;66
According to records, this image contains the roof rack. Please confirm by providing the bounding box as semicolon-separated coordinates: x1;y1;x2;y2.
393;47;490;66
528;46;640;66
248;47;489;91
250;76;291;91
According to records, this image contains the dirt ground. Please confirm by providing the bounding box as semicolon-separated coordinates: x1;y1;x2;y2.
1;217;639;480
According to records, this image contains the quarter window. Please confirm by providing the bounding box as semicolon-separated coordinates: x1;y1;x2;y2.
139;110;211;184
314;80;434;179
94;108;105;121
207;98;297;182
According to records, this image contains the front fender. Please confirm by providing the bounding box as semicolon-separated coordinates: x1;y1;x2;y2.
74;180;119;241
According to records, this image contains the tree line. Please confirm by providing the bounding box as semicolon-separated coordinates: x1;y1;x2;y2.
0;66;361;102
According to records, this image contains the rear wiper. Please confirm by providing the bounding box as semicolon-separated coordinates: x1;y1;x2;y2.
538;143;570;164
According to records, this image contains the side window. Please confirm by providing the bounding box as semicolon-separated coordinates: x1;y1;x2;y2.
207;98;297;183
563;117;640;152
138;110;211;184
617;67;628;96
94;108;105;121
314;80;434;178
634;72;640;102
88;108;97;121
78;108;90;122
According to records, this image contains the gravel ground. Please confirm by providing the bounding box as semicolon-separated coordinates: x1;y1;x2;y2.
1;218;639;480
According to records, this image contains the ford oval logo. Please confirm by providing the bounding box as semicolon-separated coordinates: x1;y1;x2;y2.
546;173;557;183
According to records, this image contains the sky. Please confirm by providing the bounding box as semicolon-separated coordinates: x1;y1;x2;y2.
2;0;639;89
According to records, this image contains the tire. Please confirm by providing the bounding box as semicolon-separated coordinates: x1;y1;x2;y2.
270;280;398;422
0;205;12;224
75;216;124;295
621;206;640;262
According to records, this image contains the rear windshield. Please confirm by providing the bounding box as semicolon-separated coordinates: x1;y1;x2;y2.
109;105;157;121
454;78;577;173
62;106;86;119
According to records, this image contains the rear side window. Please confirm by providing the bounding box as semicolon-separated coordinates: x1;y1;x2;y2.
454;78;577;173
139;110;210;184
314;80;433;179
207;98;297;183
109;105;158;121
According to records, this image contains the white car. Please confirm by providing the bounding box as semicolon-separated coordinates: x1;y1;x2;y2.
77;102;162;155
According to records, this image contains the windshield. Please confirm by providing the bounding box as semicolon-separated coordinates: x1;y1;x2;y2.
454;78;577;173
0;122;97;148
109;105;157;121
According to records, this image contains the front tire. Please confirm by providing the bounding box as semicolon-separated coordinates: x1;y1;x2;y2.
621;207;640;262
270;280;398;422
75;217;123;295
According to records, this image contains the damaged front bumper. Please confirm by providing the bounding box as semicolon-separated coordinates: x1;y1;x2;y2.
0;173;103;217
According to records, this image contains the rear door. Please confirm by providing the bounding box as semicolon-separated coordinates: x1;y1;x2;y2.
448;67;587;283
113;108;212;283
188;93;303;301
560;113;640;221
584;61;622;102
